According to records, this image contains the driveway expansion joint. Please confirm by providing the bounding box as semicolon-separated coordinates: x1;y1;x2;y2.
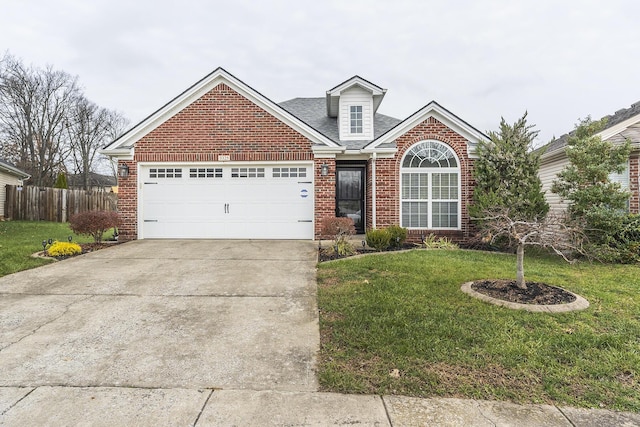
475;402;498;427
556;406;578;427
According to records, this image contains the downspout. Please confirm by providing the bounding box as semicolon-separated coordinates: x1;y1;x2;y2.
371;152;377;229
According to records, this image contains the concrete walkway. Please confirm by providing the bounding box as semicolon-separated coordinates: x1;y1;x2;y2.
0;240;638;426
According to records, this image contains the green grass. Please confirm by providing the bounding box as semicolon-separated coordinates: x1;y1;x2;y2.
0;220;95;277
317;249;640;412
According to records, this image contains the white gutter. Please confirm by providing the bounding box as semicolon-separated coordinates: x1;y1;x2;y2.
371;152;377;229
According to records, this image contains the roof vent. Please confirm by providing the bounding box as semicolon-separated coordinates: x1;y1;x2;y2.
615;109;627;115
631;101;640;109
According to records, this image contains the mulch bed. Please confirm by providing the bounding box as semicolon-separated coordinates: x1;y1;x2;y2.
470;279;577;305
318;243;415;262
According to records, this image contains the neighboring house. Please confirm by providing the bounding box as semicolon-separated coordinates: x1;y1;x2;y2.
101;68;486;241
0;158;30;219
539;101;640;214
67;172;117;192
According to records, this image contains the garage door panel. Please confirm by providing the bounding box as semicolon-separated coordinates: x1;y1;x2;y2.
141;164;314;239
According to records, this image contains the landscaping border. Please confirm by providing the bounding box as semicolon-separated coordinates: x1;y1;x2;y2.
460;281;590;313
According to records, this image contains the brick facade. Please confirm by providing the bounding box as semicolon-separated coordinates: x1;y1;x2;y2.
115;81;479;243
629;153;639;214
117;83;318;240
366;116;475;243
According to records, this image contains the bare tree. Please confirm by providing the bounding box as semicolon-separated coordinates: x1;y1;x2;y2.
0;54;80;186
475;209;587;289
66;96;127;190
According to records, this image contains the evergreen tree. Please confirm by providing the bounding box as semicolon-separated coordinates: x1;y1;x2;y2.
54;172;68;189
551;117;631;220
471;112;548;222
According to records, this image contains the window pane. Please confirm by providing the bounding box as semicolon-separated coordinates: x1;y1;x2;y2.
350;105;363;134
402;140;458;168
432;202;458;228
432;173;458;200
402;201;428;228
402;173;428;200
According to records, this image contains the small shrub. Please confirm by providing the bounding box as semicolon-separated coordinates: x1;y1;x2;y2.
70;210;122;243
386;225;408;249
47;241;82;257
422;233;459;250
321;217;356;240
585;212;640;263
435;236;459;250
321;217;356;257
366;228;391;251
330;240;356;257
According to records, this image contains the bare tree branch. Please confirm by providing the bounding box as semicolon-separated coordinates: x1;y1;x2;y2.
473;208;588;289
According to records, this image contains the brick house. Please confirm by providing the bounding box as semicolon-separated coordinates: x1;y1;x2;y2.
539;101;640;214
102;68;486;242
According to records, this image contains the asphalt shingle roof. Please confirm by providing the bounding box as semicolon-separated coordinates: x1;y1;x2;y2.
278;98;402;149
542;101;640;154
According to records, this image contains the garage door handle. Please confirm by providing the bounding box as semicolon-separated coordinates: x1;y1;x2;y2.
224;203;230;213
144;182;158;185
298;220;312;222
144;220;158;222
298;181;312;184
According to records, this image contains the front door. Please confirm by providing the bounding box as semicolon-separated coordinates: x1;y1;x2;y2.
336;167;365;233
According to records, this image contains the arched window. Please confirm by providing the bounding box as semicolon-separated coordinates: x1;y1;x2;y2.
401;141;460;229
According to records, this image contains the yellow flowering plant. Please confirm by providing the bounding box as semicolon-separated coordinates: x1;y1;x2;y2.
47;241;82;257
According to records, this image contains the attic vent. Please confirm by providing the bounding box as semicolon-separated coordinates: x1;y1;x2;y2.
632;101;640;109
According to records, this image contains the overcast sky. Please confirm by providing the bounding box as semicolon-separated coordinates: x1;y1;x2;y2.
2;0;638;147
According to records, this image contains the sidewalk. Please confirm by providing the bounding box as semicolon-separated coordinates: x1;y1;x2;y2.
2;387;639;426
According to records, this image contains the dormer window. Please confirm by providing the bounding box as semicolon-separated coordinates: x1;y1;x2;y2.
350;105;363;134
326;76;386;141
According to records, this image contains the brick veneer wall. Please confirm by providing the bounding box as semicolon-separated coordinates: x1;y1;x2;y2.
315;159;337;238
629;152;639;214
367;116;476;243
117;83;321;240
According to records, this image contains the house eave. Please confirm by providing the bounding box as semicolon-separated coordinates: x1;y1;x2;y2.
366;101;487;158
99;147;134;160
0;163;30;180
599;113;640;141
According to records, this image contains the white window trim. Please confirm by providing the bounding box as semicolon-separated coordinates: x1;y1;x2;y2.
400;141;462;230
349;105;363;135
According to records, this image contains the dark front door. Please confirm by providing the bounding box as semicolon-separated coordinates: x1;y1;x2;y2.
336;167;365;233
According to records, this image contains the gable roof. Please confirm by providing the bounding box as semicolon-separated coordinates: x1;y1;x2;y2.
364;101;488;156
278;97;401;149
541;100;640;157
325;75;386;117
102;67;340;157
0;158;30;180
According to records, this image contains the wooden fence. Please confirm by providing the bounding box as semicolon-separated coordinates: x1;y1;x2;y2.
4;185;117;222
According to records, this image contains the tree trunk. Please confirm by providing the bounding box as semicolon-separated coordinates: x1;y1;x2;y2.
516;242;527;290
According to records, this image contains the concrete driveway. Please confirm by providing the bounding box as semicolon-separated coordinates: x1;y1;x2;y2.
0;240;328;424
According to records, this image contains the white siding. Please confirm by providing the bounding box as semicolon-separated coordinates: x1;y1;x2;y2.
540;153;632;214
338;86;373;141
609;160;630;190
539;154;569;213
0;172;22;218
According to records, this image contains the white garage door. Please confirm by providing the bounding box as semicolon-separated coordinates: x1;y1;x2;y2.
140;163;314;239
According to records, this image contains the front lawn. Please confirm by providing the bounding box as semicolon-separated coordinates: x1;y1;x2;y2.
317;250;640;412
0;221;95;277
